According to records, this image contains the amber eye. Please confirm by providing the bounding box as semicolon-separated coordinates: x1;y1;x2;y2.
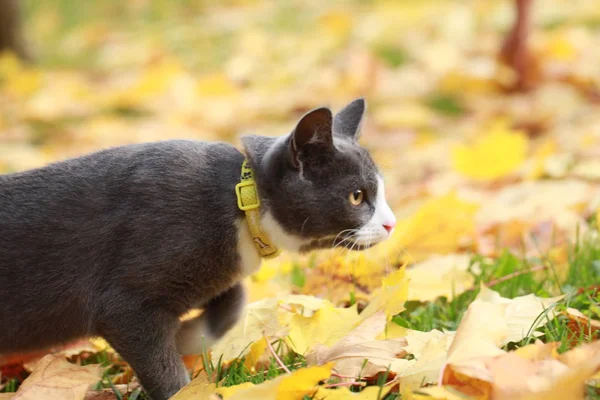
349;190;364;206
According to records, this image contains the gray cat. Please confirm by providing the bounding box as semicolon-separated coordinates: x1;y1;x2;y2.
0;98;396;399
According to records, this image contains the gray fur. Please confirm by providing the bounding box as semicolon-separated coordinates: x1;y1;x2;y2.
0;99;381;399
333;98;365;139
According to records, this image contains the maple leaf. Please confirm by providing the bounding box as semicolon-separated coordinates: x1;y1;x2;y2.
313;385;394;399
474;285;563;344
211;297;287;362
452;121;528;181
215;363;333;400
392;193;479;262
433;340;600;400
405;254;474;301
171;370;218;400
390;329;456;388
213;295;345;361
12;354;101;400
361;267;409;322
307;312;407;378
287;303;360;355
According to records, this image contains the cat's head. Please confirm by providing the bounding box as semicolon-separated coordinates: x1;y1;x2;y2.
242;98;396;253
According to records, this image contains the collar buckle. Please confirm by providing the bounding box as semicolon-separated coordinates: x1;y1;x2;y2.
236;180;261;211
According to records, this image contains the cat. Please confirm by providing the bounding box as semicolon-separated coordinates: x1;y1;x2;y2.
0;98;396;399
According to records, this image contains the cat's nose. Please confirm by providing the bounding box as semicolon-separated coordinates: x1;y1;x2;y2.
383;222;395;233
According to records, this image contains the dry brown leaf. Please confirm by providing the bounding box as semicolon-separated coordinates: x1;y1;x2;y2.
440;340;600;400
12;354;101;400
391;329;455;388
307;312;407;378
564;307;600;345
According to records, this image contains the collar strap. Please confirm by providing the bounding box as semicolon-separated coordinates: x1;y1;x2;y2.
235;159;280;259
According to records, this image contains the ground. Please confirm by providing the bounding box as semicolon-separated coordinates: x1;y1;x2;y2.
1;0;600;399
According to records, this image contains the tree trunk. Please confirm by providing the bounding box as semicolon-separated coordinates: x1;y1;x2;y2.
500;0;535;91
0;0;31;61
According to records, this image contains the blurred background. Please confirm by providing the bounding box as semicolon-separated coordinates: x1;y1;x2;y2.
1;0;600;300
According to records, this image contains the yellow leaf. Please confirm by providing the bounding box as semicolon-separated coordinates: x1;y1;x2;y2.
313;385;393;399
13;355;101;400
361;267;409;321
211;298;285;362
5;69;42;98
197;73;239;97
287;303;360;354
439;70;497;94
452;122;528;180
0;51;22;79
221;364;333;400
391;329;455;387
318;10;353;40
216;382;255;398
392;193;479;262
129;59;182;99
412;385;477;399
406;254;474;301
543;35;578;61
253;256;295;282
526;139;558;180
171;371;217;400
244;337;268;370
475;285;563;345
277;363;333;400
374;103;435;129
307;312;407;378
513;341;558;361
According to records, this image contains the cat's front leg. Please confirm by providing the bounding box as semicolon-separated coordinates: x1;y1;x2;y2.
177;282;246;355
97;311;189;400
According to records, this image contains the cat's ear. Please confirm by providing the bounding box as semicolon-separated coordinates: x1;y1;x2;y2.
333;98;365;140
290;107;334;168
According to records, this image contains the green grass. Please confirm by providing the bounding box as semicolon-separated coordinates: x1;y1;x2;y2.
2;234;599;399
195;233;600;399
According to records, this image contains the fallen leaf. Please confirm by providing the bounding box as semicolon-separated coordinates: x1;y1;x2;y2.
211;297;287;362
12;355;101;400
452;121;528;181
307;312;407;378
392;194;479;262
312;385;393;399
171;370;217;400
287;303;360;355
218;363;333;400
392;329;456;388
360;267;409;321
475;285;563;344
405;254;475;301
564;307;600;345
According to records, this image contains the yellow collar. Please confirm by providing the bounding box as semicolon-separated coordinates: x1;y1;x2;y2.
235;159;280;259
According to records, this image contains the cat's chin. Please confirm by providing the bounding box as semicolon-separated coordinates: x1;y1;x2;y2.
298;237;379;253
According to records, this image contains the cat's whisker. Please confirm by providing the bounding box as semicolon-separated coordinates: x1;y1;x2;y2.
389;231;416;265
331;231;357;253
345;236;360;280
300;217;310;237
332;229;356;250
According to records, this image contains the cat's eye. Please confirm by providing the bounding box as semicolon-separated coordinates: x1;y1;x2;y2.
349;190;364;206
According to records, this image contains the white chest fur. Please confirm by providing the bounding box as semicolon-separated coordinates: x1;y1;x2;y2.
236;212;306;276
236;219;262;276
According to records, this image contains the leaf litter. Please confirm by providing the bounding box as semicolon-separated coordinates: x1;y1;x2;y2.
2;0;600;399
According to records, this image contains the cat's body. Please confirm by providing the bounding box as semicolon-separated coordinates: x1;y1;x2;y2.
0;99;396;399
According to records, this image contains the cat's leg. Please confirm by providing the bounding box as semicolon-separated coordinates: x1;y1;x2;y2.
98;312;189;400
177;282;246;355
